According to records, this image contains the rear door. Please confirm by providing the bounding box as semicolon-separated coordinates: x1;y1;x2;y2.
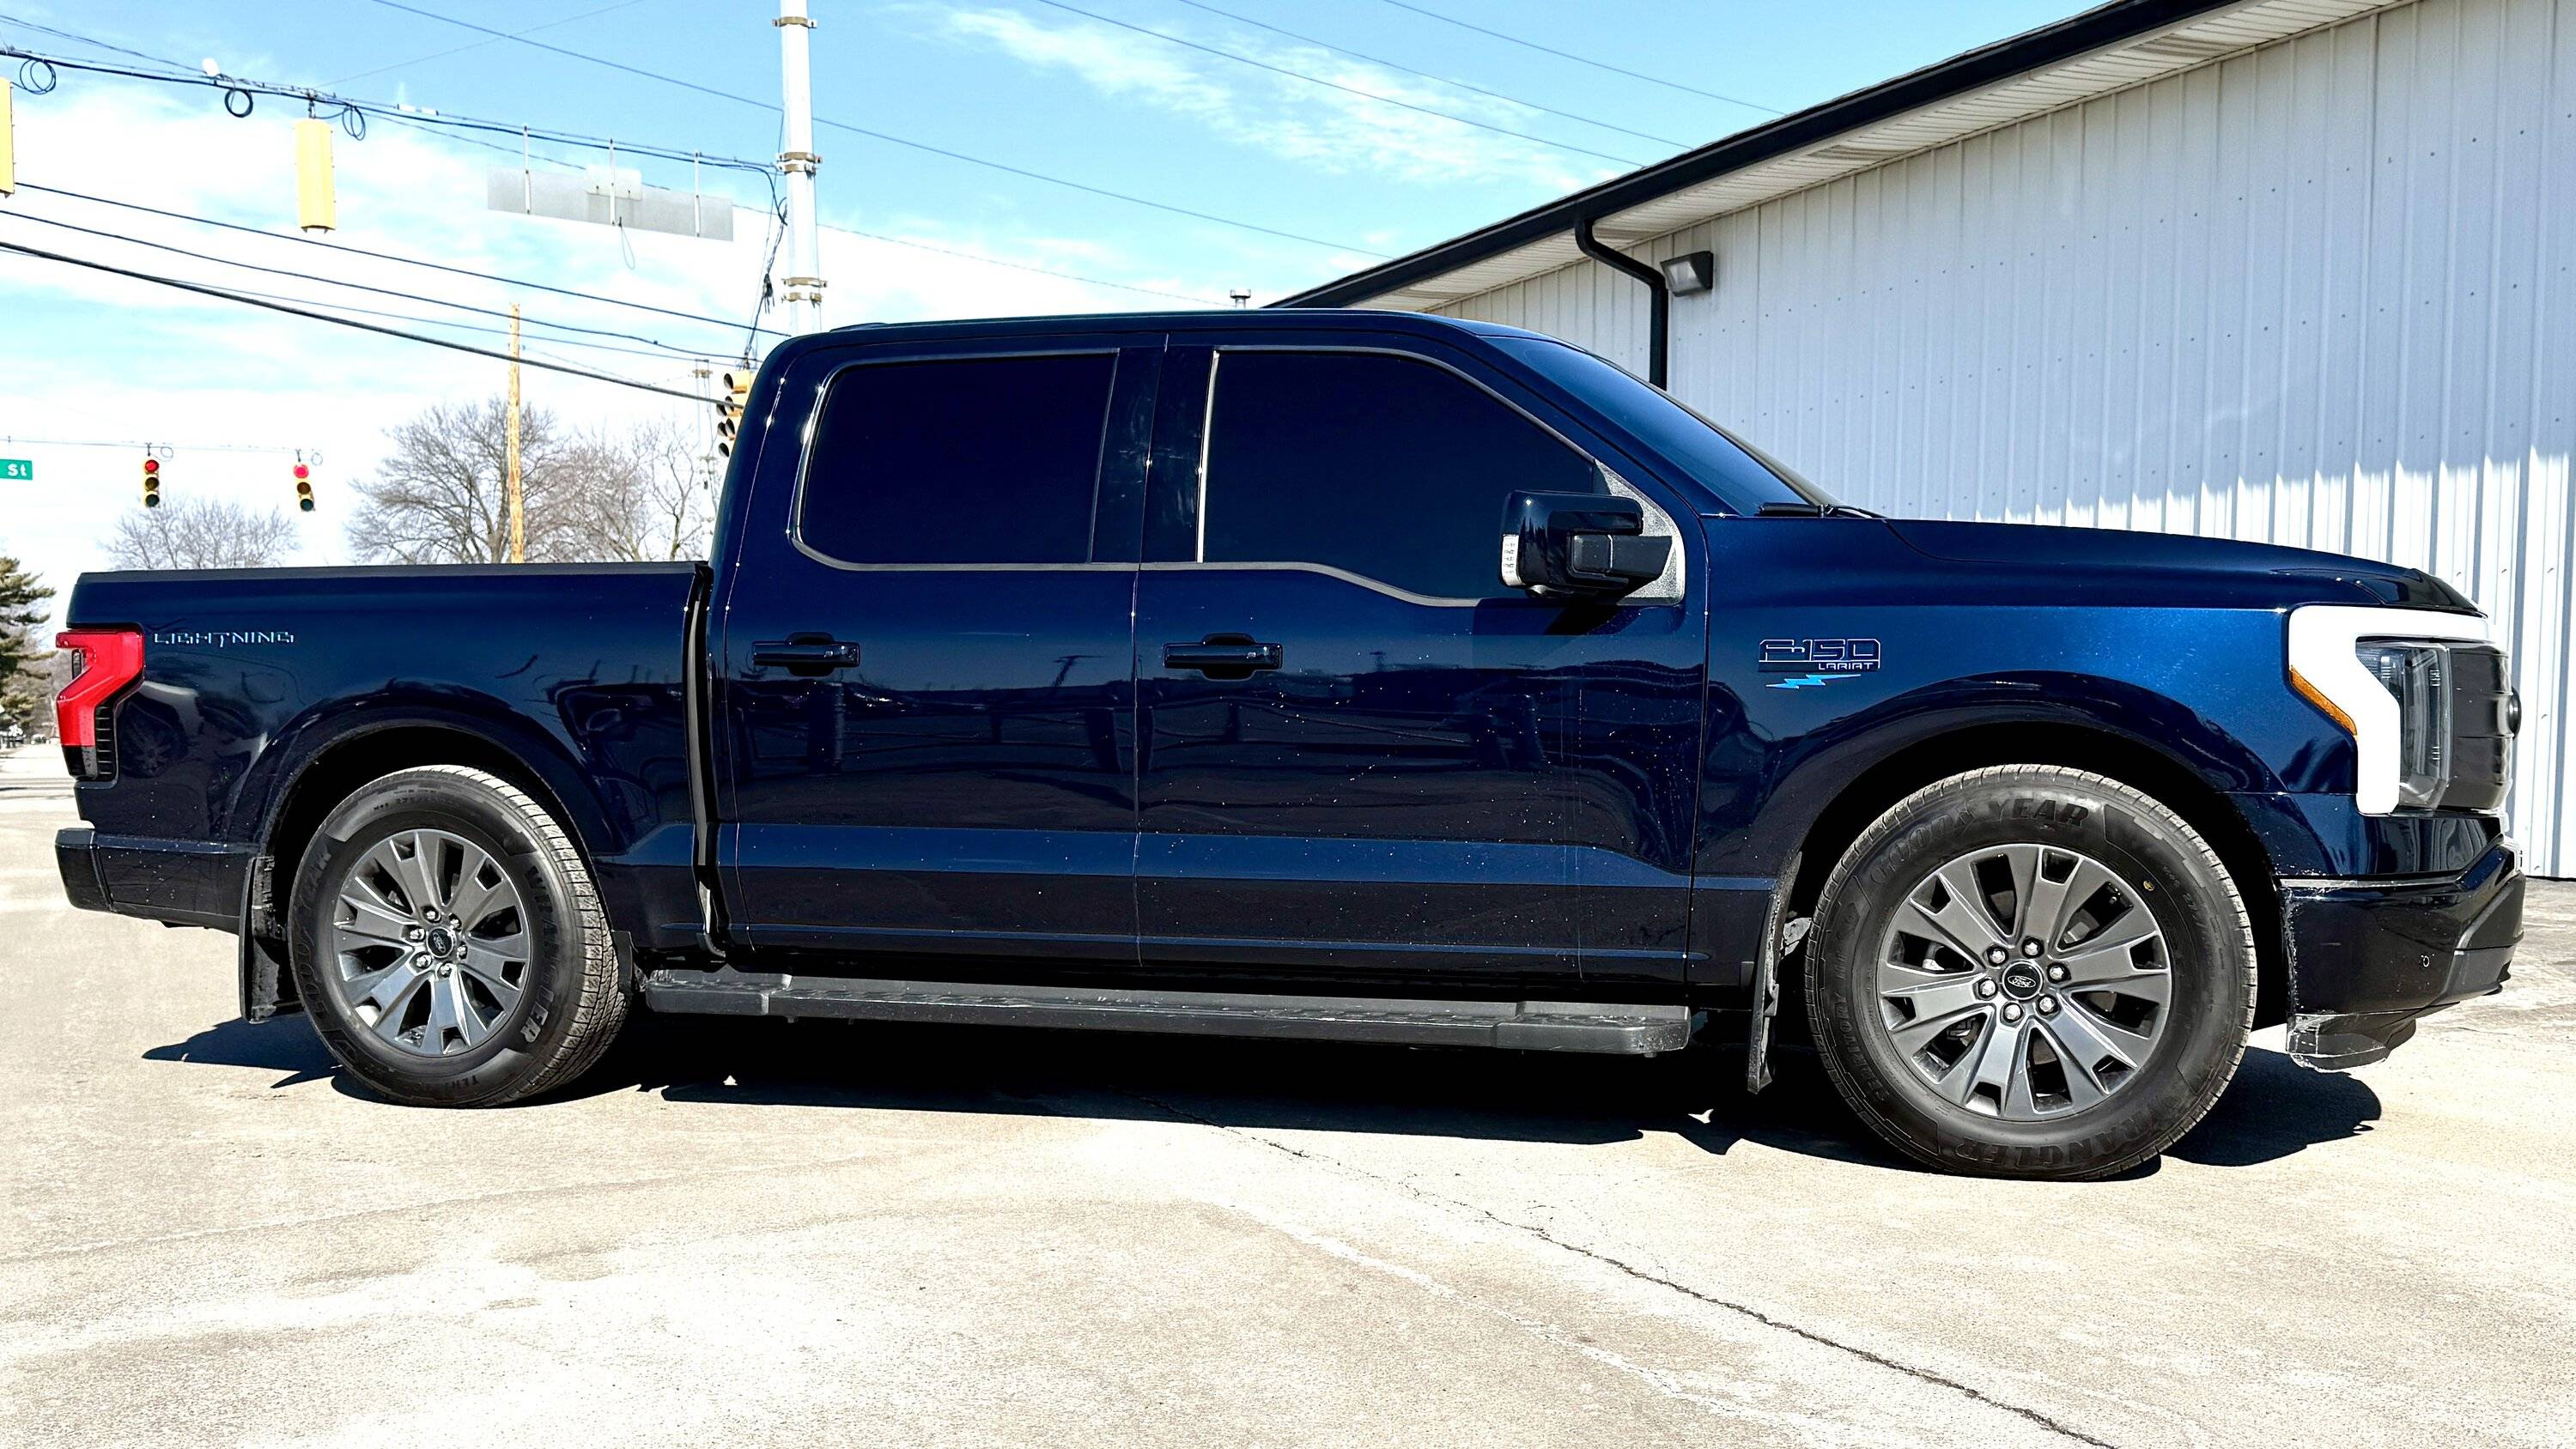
714;331;1158;961
1132;332;1709;990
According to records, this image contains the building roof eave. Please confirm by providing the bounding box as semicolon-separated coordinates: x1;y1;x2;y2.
1276;0;2387;312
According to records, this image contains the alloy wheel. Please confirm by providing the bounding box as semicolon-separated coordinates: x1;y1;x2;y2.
1874;843;2172;1119
326;828;532;1058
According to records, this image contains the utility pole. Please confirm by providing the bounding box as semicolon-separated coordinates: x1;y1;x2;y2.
506;304;525;563
775;0;825;331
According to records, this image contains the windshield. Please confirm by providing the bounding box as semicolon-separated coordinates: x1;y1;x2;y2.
1496;336;1838;512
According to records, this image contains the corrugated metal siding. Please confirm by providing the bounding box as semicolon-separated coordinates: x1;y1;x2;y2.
1437;0;2576;873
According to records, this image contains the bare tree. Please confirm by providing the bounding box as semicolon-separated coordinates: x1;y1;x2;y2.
105;498;299;571
568;414;720;561
344;397;622;563
345;397;723;564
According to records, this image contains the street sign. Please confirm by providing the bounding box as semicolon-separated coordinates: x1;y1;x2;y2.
488;166;734;241
0;459;30;482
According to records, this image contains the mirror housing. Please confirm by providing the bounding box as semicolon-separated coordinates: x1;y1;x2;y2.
1499;490;1673;600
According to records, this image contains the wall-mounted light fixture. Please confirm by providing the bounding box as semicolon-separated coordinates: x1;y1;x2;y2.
1659;251;1715;296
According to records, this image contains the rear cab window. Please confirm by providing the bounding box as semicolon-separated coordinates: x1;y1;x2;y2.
796;352;1119;566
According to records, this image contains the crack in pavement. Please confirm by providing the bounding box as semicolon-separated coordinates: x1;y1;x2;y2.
1118;1088;2120;1449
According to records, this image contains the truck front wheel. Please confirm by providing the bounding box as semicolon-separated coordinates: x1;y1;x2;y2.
1803;765;2256;1179
287;765;629;1106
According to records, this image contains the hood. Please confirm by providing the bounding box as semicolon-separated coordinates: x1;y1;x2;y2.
1880;518;2476;614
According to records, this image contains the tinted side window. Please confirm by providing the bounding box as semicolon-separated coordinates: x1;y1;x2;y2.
1200;350;1602;599
799;352;1116;565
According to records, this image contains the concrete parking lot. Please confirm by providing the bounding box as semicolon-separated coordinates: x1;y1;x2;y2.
3;743;2572;1448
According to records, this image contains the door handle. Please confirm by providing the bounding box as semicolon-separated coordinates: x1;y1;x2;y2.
1163;634;1283;677
751;636;862;676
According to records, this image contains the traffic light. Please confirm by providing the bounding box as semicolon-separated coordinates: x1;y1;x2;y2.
141;455;161;509
295;118;337;234
715;363;756;457
293;459;314;512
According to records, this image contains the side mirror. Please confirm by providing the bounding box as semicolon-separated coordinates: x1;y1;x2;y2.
1499;490;1673;600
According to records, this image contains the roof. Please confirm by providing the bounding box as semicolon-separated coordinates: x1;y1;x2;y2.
811;309;1539;342
1279;0;2398;312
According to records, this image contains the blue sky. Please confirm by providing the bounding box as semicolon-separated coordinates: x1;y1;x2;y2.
1;0;2076;621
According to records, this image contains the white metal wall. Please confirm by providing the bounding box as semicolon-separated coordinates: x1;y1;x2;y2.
1436;0;2576;875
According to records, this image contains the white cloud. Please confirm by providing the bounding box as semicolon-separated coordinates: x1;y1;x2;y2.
0;83;1247;627
940;7;1616;192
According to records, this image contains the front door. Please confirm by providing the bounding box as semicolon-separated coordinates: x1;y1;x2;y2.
714;335;1158;961
1132;337;1709;991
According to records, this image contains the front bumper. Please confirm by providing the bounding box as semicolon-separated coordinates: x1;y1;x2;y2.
2279;840;2521;1069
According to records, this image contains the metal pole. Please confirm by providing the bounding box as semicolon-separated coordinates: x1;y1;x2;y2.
507;304;525;562
775;0;825;331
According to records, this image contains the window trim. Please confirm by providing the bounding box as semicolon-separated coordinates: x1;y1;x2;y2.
1180;343;1683;607
787;346;1132;573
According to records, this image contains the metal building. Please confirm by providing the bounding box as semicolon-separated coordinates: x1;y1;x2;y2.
1285;0;2576;874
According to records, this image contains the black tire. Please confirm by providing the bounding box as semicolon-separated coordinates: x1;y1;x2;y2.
1803;766;2255;1179
288;765;628;1106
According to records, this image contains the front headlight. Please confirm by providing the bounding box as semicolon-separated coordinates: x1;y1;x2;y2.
2286;606;2509;816
2355;642;2450;809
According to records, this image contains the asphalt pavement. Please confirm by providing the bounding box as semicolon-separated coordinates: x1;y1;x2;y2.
3;743;2571;1447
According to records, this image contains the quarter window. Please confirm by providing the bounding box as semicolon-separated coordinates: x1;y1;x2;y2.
1198;350;1603;600
799;353;1116;565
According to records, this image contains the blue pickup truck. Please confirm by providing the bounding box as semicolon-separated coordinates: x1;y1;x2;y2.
53;310;2520;1179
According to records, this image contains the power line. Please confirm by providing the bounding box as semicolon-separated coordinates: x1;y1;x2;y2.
0;433;313;455
0;12;197;76
11;127;1204;332
1160;0;1688;149
0;238;706;400
327;0;655;87
0;208;720;359
1372;0;1781;116
363;0;1391;258
5;27;1230;318
204;279;710;367
2;15;794;343
16;183;787;339
1019;0;1643;167
0;44;781;185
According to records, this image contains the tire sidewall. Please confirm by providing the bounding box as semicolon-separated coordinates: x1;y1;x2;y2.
289;772;585;1106
1807;771;2252;1177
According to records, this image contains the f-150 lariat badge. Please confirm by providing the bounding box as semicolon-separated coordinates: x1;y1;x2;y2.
1760;638;1881;689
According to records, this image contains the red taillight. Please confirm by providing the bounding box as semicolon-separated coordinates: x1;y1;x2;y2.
56;629;145;773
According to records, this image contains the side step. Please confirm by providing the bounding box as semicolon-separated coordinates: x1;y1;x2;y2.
642;969;1697;1056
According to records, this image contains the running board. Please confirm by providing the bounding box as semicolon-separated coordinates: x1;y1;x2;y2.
642;969;1697;1055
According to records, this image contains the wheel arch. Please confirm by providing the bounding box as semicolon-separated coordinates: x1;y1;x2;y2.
1781;719;2287;1029
246;717;618;1026
262;719;605;912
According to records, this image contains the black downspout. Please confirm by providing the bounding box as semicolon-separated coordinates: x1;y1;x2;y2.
1574;215;1668;388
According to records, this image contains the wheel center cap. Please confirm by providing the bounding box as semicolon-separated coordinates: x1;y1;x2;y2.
426;927;454;957
2001;962;2044;1000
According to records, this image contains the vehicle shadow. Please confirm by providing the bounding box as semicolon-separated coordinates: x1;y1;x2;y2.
142;1015;338;1087
602;1014;2382;1173
141;1013;2381;1173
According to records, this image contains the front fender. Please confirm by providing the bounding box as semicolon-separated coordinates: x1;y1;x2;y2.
1699;671;2281;882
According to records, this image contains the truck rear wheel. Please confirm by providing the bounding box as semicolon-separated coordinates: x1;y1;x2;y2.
1803;765;2255;1179
287;765;629;1106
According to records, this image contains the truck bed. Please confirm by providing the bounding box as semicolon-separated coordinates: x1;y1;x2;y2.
63;562;705;941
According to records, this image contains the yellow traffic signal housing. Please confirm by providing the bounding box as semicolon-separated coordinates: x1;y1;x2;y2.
2;80;16;198
141;456;161;509
295;118;336;234
715;364;756;457
293;461;315;512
